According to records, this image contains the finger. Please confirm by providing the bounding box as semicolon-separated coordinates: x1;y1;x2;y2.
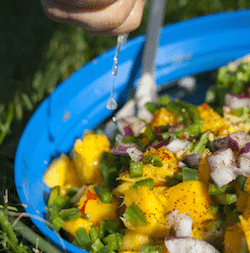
42;0;137;31
84;0;146;35
54;0;116;8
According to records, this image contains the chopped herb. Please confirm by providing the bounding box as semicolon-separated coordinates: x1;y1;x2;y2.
94;185;113;204
133;179;154;190
143;155;163;167
60;208;82;221
123;204;147;226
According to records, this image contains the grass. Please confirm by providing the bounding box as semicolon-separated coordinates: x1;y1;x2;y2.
0;0;250;252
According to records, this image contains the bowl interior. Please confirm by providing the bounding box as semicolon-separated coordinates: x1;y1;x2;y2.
15;10;250;253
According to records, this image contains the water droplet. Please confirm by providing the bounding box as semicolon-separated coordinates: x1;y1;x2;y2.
106;98;118;110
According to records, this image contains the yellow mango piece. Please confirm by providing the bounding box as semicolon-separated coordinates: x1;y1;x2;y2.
218;125;237;137
224;223;245;253
118;148;178;187
242;195;250;220
162;181;215;223
244;175;250;193
63;218;93;237
112;182;133;197
235;183;248;213
198;148;211;186
43;154;81;194
120;252;139;253
78;185;120;225
122;218;170;238
124;186;165;221
123;186;170;237
73;132;110;185
118;166;166;187
239;215;250;252
119;230;152;252
150;108;177;130
197;103;225;134
153;186;169;207
144;148;178;177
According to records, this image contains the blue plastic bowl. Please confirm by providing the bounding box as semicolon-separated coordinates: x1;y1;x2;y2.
15;10;250;253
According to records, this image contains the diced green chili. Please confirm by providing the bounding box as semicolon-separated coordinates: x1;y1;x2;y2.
214;193;237;205
91;238;104;253
48;186;60;206
94;185;113;204
104;219;119;234
98;245;115;253
173;172;183;182
102;233;123;251
165;176;179;187
101;167;118;189
73;227;92;248
99;220;107;239
60;208;82;221
47;205;64;231
182;167;198;181
130;162;143;178
133;179;154;190
208;182;234;195
123;204;147;226
143;155;163;167
140;244;163;253
99;152;117;188
52;195;72;210
237;175;247;192
207;205;220;216
89;225;101;243
192;132;208;154
144;126;156;143
231;107;250;118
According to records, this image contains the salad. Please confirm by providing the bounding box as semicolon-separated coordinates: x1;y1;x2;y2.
43;59;250;253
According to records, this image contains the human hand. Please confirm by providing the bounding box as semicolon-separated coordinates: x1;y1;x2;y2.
42;0;146;35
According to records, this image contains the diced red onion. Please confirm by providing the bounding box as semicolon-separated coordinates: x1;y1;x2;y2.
207;148;236;171
167;210;193;237
147;139;170;150
184;153;201;169
237;156;250;176
123;125;133;137
239;142;250;159
117;116;146;137
168;123;185;133
111;143;137;156
177;161;187;168
225;93;250;109
210;166;237;188
165;139;191;154
228;131;250;151
164;237;220;253
126;147;144;162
